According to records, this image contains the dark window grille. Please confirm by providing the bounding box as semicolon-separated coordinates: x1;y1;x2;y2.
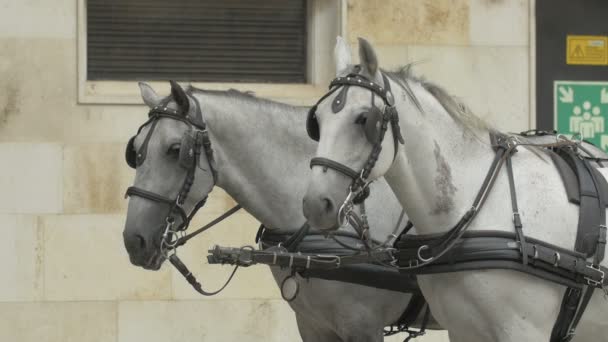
87;0;307;83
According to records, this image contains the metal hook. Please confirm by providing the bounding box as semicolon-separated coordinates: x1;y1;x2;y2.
417;245;434;263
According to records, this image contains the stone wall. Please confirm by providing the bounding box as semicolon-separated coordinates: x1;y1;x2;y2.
0;0;530;341
347;0;531;132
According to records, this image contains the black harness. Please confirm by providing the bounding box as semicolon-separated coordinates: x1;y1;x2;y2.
124;84;431;340
209;226;436;339
305;67;608;341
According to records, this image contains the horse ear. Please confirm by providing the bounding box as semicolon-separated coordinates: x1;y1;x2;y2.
138;82;161;108
169;80;190;113
358;37;379;78
334;36;352;76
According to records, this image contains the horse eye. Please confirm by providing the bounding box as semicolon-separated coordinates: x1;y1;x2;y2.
355;114;367;125
167;143;181;155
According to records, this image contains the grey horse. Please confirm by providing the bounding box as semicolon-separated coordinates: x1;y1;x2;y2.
122;80;438;341
302;37;608;342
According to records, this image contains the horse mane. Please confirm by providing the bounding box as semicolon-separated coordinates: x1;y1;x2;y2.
384;65;558;161
188;85;256;98
187;85;305;113
385;65;491;133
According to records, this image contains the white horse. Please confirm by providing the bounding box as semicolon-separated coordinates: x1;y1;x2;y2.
122;81;440;341
302;37;608;342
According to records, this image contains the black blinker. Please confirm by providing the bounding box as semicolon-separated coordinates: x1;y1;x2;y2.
306;105;320;141
125;136;137;169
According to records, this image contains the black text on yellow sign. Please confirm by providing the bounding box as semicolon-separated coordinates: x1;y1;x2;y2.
567;35;608;66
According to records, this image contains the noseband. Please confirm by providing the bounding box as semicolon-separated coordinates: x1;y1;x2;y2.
308;68;404;227
124;93;216;254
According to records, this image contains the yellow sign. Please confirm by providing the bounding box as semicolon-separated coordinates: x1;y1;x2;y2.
567;35;608;65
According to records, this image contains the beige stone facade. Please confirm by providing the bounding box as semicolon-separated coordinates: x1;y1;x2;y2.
0;0;531;341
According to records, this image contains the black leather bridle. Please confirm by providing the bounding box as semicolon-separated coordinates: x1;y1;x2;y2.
125;93;216;250
125;88;242;296
307;68;404;231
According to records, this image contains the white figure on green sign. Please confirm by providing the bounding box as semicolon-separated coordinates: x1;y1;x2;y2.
556;81;608;151
570;105;583;132
580;111;595;138
591;105;604;132
569;101;604;139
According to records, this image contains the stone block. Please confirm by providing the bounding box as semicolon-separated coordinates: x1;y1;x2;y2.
373;45;409;71
0;215;43;301
407;45;529;132
118;300;299;342
0;302;117;342
0;0;75;39
42;214;172;300
0;143;62;213
347;0;469;45
63;143;133;214
469;0;529;46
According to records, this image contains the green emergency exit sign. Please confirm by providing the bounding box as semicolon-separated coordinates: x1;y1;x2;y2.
554;80;608;150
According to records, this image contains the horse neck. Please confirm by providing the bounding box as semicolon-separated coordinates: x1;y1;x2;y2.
385;80;495;233
192;91;314;232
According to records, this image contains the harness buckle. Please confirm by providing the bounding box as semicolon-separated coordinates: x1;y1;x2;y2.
562;329;576;341
585;264;605;287
512;212;523;228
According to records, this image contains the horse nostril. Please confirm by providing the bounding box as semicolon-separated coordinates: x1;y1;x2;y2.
125;233;147;253
135;234;146;249
323;197;334;213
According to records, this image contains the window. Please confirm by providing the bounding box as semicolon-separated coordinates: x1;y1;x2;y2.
78;0;344;104
87;0;308;83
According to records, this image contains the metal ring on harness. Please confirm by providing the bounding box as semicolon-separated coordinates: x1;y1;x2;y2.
338;190;356;227
417;245;434;263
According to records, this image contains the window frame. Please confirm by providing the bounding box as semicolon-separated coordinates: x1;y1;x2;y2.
77;0;347;105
